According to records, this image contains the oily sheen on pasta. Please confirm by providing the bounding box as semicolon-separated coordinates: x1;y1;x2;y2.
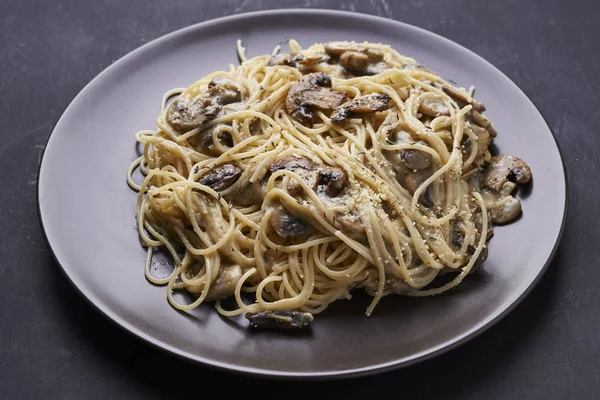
127;40;531;326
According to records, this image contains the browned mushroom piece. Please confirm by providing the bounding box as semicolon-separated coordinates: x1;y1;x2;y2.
400;149;433;171
467;244;488;274
166;97;220;132
469;110;497;137
285;73;347;123
318;166;348;196
270;52;330;73
204;265;243;302
462;123;491;163
197;163;243;191
331;93;391;123
324;43;385;61
482;155;532;193
324;43;389;76
481;155;532;224
437;83;486;113
270;206;314;238
490;196;522;224
339;51;370;72
404;168;434;207
333;211;364;233
418;97;450;117
194;102;246;148
166;76;244;132
270;52;301;67
270;156;320;195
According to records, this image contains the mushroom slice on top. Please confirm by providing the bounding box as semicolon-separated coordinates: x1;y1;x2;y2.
482;155;532;193
197;163;242;192
480;155;532;224
270;206;314;238
166;76;244;132
331;93;391;123
270;156;320;196
324;42;389;76
285;72;347;123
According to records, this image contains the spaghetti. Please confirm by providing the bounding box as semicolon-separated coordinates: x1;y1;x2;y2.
127;40;531;324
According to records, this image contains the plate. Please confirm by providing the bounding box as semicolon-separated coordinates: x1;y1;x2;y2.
38;9;566;379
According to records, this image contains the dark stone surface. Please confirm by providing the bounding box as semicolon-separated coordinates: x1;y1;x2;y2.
0;0;598;398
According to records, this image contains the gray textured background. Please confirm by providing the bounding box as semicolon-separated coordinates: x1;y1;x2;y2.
1;0;599;398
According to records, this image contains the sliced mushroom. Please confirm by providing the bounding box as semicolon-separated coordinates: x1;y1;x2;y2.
482;155;532;193
166;97;220;132
204;265;243;302
401;149;432;171
405;168;434;207
270;52;301;67
270;206;314;238
318;166;348;196
167;77;243;132
324;42;389;76
462;123;491;164
436;82;486;113
324;43;385;61
339;51;370;72
418;97;450;117
270;52;330;73
490;196;522;224
197;164;242;191
333;211;364;233
246;310;314;329
331;93;391;123
194;102;246;148
285;72;347;123
467;244;488;274
270;156;319;195
468;109;497;137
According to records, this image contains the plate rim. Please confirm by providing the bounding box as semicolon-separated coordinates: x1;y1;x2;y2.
37;8;568;380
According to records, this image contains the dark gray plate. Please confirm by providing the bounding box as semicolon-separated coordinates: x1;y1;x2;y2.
38;9;566;379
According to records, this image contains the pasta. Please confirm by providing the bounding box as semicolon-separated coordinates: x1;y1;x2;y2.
127;40;531;327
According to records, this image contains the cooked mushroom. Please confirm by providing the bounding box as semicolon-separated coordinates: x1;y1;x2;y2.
270;52;330;73
331;93;391;123
418;97;450;117
490;196;522;224
339;51;370;72
197;163;242;191
462;124;491;163
285;72;347;123
318;166;348;196
194;102;246;148
246;310;314;329
482;155;532;193
436;82;486;113
324;42;389;76
167;76;244;132
324;43;385;61
270;52;301;67
480;155;532;224
468;109;497;137
401;148;432;171
166;97;220;132
270;156;319;195
467;244;488;274
333;211;364;233
405;168;434;207
270;206;314;238
204;265;243;302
